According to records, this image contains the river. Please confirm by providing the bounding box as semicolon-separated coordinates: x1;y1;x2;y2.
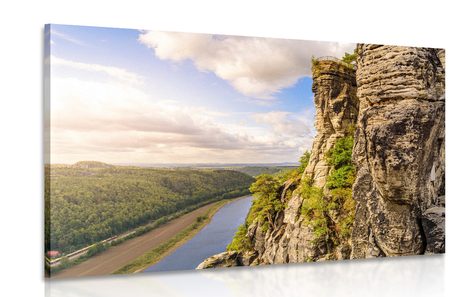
144;195;253;272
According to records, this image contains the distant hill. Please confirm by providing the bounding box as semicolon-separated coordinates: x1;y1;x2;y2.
230;166;297;177
72;161;114;169
45;165;253;254
113;162;299;168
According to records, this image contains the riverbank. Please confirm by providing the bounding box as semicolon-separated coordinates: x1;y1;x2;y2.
144;195;253;272
51;197;242;279
113;199;232;274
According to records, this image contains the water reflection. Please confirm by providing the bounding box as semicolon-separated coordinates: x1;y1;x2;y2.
46;255;444;297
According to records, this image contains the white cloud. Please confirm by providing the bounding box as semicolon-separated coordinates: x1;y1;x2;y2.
251;110;314;155
252;111;310;137
51;55;144;85
49;36;329;164
50;75;313;164
139;31;355;99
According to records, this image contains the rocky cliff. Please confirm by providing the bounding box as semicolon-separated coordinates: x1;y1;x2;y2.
197;45;445;269
248;59;359;265
304;59;359;188
350;45;445;258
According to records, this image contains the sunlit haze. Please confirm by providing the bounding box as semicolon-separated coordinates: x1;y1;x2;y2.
46;25;355;164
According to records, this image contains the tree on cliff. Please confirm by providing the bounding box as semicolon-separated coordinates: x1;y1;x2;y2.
342;52;357;64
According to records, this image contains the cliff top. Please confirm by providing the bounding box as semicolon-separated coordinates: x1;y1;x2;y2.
311;57;356;79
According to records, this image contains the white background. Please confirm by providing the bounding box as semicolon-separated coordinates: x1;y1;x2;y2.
0;1;464;296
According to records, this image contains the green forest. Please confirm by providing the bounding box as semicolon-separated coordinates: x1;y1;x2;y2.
45;161;254;254
229;166;297;177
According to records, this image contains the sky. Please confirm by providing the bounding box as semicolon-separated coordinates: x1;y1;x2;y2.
46;24;355;164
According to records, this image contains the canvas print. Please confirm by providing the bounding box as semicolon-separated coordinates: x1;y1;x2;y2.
44;24;445;278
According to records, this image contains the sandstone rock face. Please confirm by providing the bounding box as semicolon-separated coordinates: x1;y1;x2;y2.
350;45;445;258
197;60;358;268
247;60;359;264
421;207;445;254
197;45;445;269
305;60;359;187
196;251;241;269
196;251;258;269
